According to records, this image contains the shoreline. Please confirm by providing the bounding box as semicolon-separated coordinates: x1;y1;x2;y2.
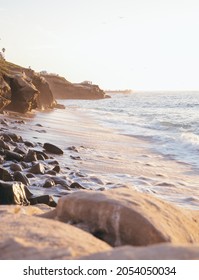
1;107;199;260
1;107;199;209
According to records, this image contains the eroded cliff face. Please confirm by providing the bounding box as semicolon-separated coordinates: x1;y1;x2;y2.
43;74;108;100
0;61;57;113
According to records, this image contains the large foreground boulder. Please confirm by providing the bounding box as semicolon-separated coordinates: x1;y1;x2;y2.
80;243;199;260
55;188;199;246
0;211;111;259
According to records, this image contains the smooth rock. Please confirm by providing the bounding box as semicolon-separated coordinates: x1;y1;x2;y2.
43;179;55;188
4;150;23;161
80;243;199;260
44;143;63;155
13;171;30;186
52;165;60;173
23;150;38;162
29;163;45;174
0;168;13;181
55;188;199;246
10;163;23;172
0;212;111;259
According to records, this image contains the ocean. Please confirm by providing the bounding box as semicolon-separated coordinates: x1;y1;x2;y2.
64;91;199;172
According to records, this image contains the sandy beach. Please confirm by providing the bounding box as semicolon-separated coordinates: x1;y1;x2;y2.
1;106;199;209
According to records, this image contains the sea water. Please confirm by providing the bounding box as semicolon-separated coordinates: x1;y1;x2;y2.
63;91;199;172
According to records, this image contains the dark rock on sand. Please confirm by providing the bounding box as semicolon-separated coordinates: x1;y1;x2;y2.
4;150;23;161
10;163;23;172
44;143;64;155
23;150;38;162
70;182;86;189
0;181;30;205
52;165;60;173
0;168;13;181
0;139;10;150
29;163;45;174
13;171;30;186
43;179;55;188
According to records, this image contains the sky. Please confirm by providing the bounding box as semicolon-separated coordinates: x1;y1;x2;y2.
0;0;199;90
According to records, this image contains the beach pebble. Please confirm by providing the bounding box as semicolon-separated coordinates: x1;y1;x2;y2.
45;170;57;176
10;163;23;172
23;150;38;162
13;171;30;186
13;146;27;155
43;143;64;155
67;146;79;152
52;165;60;173
0;139;10;150
0;181;30;205
29;163;45;174
24;141;35;148
70;155;81;160
4;150;23;162
70;182;86;189
43;179;55;188
0;167;13;181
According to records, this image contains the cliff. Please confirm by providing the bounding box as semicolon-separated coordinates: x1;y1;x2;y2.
0;60;56;113
43;74;109;100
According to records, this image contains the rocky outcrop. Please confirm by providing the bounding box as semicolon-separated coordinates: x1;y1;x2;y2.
43;74;108;99
3;74;38;113
0;210;111;260
80;243;199;260
0;61;57;113
55;188;199;246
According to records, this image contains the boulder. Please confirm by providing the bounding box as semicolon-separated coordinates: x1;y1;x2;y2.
0;212;111;259
55;188;199;246
80;243;199;260
44;143;63;155
0;181;30;205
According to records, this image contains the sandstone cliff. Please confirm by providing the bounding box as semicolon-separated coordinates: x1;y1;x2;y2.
0;60;56;113
43;74;109;100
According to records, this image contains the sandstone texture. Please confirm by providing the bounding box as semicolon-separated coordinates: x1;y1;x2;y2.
55;188;199;246
0;209;111;260
43;74;108;99
80;243;199;260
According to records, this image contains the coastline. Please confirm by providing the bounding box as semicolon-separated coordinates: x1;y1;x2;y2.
1;106;199;259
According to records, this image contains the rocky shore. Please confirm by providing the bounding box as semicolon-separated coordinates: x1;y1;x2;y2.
0;119;199;259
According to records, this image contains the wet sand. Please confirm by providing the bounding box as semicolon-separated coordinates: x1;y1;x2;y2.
1;107;199;209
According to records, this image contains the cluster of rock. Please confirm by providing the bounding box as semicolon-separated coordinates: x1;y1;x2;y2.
0;60;108;114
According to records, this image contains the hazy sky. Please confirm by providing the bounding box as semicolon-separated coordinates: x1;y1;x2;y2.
0;0;199;90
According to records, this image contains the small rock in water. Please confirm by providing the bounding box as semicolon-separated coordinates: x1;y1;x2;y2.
24;141;35;148
23;150;38;162
67;146;79;153
45;170;57;176
26;173;35;178
0;168;13;181
0;139;10;150
13;146;27;155
10;163;23;172
13;171;30;186
70;155;81;160
44;143;64;155
4;150;23;162
52;165;60;173
29;163;45;174
70;182;86;189
43;179;55;188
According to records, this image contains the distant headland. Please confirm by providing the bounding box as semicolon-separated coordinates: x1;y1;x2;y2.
105;89;133;94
